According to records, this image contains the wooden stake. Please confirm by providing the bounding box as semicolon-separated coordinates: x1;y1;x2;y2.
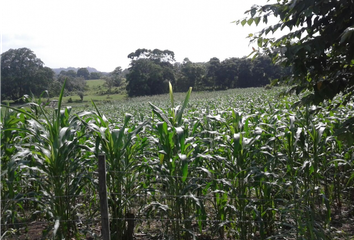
98;154;111;240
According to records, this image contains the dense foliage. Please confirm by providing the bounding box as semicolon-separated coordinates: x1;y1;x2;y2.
239;0;354;105
1;48;55;101
1;86;354;239
77;67;90;80
126;49;176;97
103;67;125;94
54;73;87;100
125;48;288;97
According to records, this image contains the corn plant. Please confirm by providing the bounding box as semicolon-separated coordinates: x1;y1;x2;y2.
141;83;200;239
88;101;147;240
1;81;95;239
1;86;353;239
1;106;32;230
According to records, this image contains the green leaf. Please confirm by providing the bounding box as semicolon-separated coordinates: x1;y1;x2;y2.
254;17;261;26
169;81;174;108
175;87;192;126
233;133;242;157
251;8;257;18
149;102;172;127
180;154;188;183
56;78;66;121
159;152;165;164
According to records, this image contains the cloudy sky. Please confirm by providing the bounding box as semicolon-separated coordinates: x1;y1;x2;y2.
1;0;272;72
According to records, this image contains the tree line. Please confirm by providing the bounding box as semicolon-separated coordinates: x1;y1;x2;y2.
1;47;288;101
125;48;290;97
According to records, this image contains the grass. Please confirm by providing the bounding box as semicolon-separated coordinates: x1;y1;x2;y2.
86;78;106;87
56;78;128;106
1;79;128;108
60;94;127;105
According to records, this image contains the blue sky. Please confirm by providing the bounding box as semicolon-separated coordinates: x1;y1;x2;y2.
1;0;273;72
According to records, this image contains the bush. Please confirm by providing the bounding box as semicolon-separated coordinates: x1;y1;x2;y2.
77;91;84;101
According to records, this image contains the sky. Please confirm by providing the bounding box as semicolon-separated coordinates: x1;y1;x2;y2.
1;0;272;73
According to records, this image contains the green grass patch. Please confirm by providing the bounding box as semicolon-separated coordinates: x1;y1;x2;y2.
85;78;107;95
50;79;127;106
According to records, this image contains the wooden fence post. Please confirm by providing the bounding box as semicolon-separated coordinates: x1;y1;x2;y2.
98;154;111;240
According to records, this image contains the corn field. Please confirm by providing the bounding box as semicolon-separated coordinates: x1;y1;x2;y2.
1;83;354;239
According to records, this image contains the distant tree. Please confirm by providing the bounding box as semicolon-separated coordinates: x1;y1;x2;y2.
72;77;87;93
174;56;288;91
128;48;175;63
177;58;206;91
126;59;163;97
90;72;102;79
57;75;87;96
104;67;124;93
1;48;54;101
77;68;90;80
60;70;77;78
77;91;84;101
237;58;253;88
205;57;222;90
58;75;75;92
35;66;56;96
126;49;175;97
240;0;354;104
48;80;62;97
217;58;240;89
252;55;283;87
111;67;123;85
103;76;114;93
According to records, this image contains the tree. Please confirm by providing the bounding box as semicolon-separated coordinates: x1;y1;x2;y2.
104;67;124;93
128;48;175;63
126;49;175;97
72;77;87;94
90;72;102;79
60;70;77;78
177;58;206;91
48;80;62;97
111;67;123;85
126;59;165;97
237;58;253;88
205;57;222;90
1;48;54;101
218;58;240;89
77;91;84;101
57;73;87;97
77;68;90;80
36;67;56;96
252;55;283;87
239;0;354;104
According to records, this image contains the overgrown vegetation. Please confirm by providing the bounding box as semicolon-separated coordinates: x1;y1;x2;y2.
238;0;354;106
1;84;353;239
